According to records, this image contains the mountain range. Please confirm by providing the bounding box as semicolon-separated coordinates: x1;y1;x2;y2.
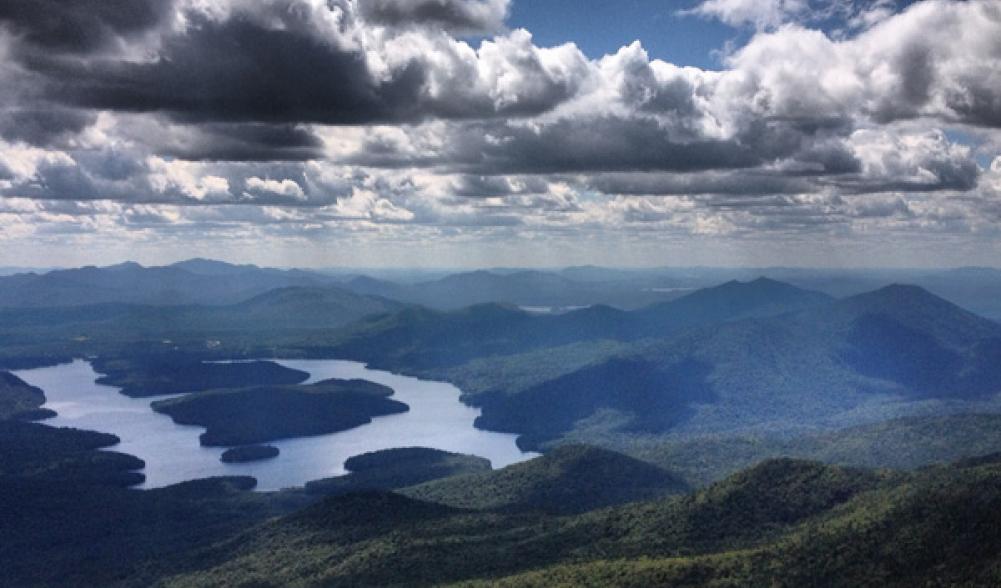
324;279;1001;449
4;260;1001;586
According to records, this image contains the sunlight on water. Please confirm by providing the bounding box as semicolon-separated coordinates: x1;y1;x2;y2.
14;359;537;491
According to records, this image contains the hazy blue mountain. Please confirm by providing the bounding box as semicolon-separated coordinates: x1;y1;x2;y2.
0;260;339;308
332;278;833;371
0;284;406;344
226;286;406;328
339;275;411;300
0;266;61;276
169;258;263;275
631;277;833;333
422;284;1001;449
337;268;690;310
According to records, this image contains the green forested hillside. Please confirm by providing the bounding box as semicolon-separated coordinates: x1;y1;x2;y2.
626;412;1001;486
0;474;310;587
5;421;1001;588
0;420;144;487
162;456;1001;588
0;371;51;420
402;444;689;513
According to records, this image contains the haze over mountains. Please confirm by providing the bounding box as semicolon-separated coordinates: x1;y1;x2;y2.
4;259;1001;320
2;259;1001;451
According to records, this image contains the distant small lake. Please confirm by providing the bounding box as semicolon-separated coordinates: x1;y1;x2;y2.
518;305;591;314
14;359;536;491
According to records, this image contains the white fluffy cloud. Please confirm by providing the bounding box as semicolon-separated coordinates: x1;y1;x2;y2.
685;0;810;30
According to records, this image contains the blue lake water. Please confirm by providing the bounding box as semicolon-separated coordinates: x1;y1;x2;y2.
13;359;537;490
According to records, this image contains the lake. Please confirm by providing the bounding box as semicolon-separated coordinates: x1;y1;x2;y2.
13;359;537;490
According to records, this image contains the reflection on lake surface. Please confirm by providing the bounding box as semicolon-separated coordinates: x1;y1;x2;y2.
13;359;537;490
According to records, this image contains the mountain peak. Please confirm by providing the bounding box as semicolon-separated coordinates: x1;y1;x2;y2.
103;261;144;271
842;283;958;311
834;283;1001;351
170;258;258;275
674;277;832;309
717;276;803;292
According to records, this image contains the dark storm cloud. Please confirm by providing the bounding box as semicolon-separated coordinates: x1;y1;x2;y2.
0;107;97;147
587;172;815;196
351;116;812;175
823;156;980;193
451;175;550;198
778;139;864;176
14;4;580;142
0;0;173;53
155;124;325;162
28;13;428;125
359;0;509;34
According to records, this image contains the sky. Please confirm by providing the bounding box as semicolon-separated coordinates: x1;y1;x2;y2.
0;0;999;269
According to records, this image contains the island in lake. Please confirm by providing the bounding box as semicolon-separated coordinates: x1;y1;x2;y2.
305;447;492;496
220;445;280;463
151;378;409;446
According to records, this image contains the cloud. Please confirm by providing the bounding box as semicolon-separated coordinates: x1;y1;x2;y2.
244;177;307;202
0;108;97;147
586;172;814;196
30;10;428;126
147;122;325;162
683;0;809;30
24;2;583;129
450;174;550;198
683;0;914;32
0;0;174;53
358;0;510;34
347;115;806;174
0;0;999;264
826;128;980;192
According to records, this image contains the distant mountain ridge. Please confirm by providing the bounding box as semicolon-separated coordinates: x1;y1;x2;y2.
0;259;341;308
330;277;833;371
337;281;1001;449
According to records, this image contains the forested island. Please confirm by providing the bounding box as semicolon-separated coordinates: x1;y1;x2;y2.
305;447;491;496
151;378;408;446
220;445;280;463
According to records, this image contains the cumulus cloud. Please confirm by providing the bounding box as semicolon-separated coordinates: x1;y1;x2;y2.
359;0;510;34
684;0;810;30
244;177;307;202
24;1;583;129
0;0;174;53
0;0;999;262
827;128;980;192
684;0;913;32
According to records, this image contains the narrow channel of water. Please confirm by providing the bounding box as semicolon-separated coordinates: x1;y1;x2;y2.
14;359;536;490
